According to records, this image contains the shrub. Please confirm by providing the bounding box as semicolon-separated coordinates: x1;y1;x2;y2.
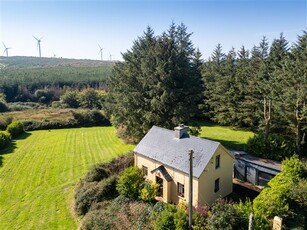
140;182;159;202
154;208;176;230
115;201;153;230
60;90;80;108
72;110;109;126
0;100;9;112
85;165;110;182
245;133;295;161
6;121;24;138
192;204;210;229
207;198;241;230
116;166;144;199
75;176;118;216
0;131;10;149
253;155;304;221
174;208;188;230
79;89;103;109
80;208;116;230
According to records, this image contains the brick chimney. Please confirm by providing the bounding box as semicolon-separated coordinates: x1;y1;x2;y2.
174;124;189;139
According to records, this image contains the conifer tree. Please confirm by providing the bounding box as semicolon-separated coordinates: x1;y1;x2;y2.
106;24;202;141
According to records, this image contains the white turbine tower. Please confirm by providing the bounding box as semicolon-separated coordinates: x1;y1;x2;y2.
33;36;43;57
109;52;112;61
98;44;104;61
2;42;11;57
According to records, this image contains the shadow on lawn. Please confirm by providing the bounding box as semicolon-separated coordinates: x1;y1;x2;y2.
205;137;247;151
0;132;32;167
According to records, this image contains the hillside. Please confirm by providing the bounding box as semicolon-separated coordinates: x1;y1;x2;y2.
0;56;116;69
0;56;116;102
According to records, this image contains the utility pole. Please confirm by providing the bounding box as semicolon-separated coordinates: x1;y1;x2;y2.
189;149;194;229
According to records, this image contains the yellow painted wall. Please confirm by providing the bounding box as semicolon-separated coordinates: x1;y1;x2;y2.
135;145;233;206
197;145;234;205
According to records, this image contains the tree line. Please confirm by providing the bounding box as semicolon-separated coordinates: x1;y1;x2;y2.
106;23;306;156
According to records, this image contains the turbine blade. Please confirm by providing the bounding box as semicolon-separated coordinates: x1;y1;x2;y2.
40;36;44;41
33;35;38;40
98;44;101;49
2;42;6;48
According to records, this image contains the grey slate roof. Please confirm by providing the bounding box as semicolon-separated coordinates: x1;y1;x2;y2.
134;126;222;178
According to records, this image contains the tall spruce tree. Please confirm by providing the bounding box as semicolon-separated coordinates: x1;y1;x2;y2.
106;23;202;142
276;32;307;155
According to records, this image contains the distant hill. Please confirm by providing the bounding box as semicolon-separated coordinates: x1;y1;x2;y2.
0;56;116;69
0;56;116;102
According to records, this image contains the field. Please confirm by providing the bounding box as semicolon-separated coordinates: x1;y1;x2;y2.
198;121;255;150
0;127;134;229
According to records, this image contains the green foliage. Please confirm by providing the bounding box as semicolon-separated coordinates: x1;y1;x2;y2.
115;202;153;230
78;89;105;109
207;198;241;230
140;182;159;202
0;100;9;112
74;176;118;216
153;203;188;230
189;126;202;137
174;209;188;230
84;165;110;183
154;208;176;230
245;133;295;161
6;121;24;138
192;204;210;229
72;110;109;126
106;23;203;141
253;155;304;220
292;179;307;209
60;90;80;108
116;166;144;199
0;131;10;149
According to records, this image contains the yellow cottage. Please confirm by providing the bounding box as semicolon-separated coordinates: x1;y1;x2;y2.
134;125;234;206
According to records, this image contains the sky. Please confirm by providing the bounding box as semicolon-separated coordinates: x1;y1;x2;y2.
0;0;306;61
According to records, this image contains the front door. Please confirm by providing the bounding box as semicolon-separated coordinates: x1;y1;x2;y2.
156;176;163;197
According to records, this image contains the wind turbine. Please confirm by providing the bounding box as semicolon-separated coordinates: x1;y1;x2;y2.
98;44;103;61
2;42;11;57
109;52;112;61
33;36;43;57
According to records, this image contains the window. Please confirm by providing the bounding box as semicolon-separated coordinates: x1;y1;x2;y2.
142;166;148;176
177;182;185;197
214;178;220;192
215;155;220;169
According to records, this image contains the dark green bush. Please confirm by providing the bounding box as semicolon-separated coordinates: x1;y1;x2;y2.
84;165;110;182
245;133;295;161
75;176;118;216
22;120;78;131
0;131;11;149
0;100;9;112
80;208;116;230
72;110;109;126
207;198;242;230
6;121;24;138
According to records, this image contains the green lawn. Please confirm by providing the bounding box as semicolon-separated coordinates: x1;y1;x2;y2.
0;127;134;229
198;121;255;150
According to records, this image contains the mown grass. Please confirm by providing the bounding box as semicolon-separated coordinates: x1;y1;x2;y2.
198;121;255;150
0;127;134;229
